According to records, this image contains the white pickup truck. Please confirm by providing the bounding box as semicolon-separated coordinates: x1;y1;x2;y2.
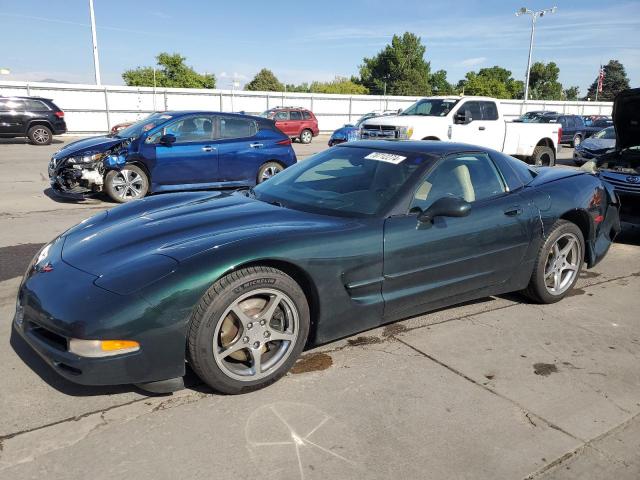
360;96;562;165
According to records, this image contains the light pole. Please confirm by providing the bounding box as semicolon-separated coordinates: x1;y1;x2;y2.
88;0;102;85
516;6;557;101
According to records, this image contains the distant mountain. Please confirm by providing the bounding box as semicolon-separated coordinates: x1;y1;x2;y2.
38;78;72;84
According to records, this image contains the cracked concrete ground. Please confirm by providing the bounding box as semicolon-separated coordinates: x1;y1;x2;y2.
1;138;639;479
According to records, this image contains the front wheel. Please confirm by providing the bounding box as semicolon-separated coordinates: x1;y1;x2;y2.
300;129;313;144
104;165;149;203
187;266;310;394
522;220;584;303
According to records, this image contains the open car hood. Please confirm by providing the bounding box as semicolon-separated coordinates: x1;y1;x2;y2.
613;87;640;151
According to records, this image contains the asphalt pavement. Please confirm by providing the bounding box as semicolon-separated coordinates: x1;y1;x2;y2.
0;136;639;479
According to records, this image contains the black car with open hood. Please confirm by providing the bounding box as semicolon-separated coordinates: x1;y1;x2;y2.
588;88;640;223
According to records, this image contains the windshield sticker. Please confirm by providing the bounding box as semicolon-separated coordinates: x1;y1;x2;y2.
365;152;407;164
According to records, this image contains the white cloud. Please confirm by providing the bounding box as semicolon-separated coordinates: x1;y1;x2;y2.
457;57;487;67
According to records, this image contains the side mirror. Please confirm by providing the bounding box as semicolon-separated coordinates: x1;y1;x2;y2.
397;108;403;114
455;111;472;124
159;133;176;146
418;197;471;223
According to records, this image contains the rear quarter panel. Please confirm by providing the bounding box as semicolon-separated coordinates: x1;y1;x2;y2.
503;122;559;157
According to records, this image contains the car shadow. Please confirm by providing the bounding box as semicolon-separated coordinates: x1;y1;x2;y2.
0;138;65;145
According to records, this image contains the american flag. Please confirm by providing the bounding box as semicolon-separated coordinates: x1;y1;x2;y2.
597;65;605;93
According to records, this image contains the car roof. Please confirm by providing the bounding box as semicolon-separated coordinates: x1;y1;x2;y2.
162;110;266;121
337;140;491;156
0;95;53;101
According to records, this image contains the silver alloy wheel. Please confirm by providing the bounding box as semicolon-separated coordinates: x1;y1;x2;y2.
213;288;299;381
544;233;581;295
32;128;50;144
301;130;312;143
110;168;145;200
260;165;282;182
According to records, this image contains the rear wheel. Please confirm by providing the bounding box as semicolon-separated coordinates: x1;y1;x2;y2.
104;165;149;203
522;220;584;303
531;145;555;167
300;129;313;144
187;266;310;394
28;125;52;145
572;135;582;147
257;161;284;183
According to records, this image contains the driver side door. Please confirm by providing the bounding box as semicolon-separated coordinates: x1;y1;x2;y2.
382;152;530;320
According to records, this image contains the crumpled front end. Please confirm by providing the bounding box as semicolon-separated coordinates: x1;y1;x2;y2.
48;140;130;198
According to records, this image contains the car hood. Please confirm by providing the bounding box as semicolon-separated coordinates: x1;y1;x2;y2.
613;87;640;151
360;115;416;127
331;126;358;138
54;135;127;159
579;136;616;152
61;191;347;277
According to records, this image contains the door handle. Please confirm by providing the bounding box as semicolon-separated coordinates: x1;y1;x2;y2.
478;126;486;131
201;146;215;152
249;143;264;149
504;206;523;216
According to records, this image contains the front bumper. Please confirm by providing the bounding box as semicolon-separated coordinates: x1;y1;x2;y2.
599;170;640;223
14;237;186;386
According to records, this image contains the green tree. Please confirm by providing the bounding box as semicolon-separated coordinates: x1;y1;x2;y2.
245;68;284;92
284;83;310;93
309;76;369;94
430;70;454;95
586;60;630;101
122;53;215;89
528;61;563;100
358;32;431;96
564;86;580;101
457;66;523;99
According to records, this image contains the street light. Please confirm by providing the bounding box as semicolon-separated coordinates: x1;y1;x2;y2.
516;6;557;101
88;0;102;85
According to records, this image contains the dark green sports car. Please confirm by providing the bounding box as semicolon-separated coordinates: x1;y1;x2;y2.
14;140;620;394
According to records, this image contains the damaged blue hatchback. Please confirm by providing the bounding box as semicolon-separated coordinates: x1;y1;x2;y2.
48;111;297;203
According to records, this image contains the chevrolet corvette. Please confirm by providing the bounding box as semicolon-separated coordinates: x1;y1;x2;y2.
14;140;620;394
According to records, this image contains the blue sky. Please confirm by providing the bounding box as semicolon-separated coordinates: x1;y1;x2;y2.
1;0;638;96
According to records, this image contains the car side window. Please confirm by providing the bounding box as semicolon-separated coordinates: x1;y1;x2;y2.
274;111;289;121
459;102;482;122
480;102;498;121
151;116;213;144
0;99;23;111
289;110;302;121
302;111;312;120
411;153;506;211
218;117;258;139
24;99;50;111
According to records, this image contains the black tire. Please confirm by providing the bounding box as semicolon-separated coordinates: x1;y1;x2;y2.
257;161;284;183
531;145;555;167
299;129;313;144
187;266;310;394
104;164;149;203
27;125;52;145
522;220;584;304
572;135;582;147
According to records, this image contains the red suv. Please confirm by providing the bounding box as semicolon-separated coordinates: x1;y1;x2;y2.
261;107;319;144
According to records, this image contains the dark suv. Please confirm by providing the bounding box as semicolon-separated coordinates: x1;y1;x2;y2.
0;96;67;145
538;114;586;147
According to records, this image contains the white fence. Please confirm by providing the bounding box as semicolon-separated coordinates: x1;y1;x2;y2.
0;80;614;134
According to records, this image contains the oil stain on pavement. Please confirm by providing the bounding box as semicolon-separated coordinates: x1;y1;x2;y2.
290;352;333;374
0;243;44;282
533;363;558;376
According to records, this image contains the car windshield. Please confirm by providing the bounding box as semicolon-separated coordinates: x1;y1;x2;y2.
252;146;432;217
401;99;459;117
593;127;616;140
116;113;173;139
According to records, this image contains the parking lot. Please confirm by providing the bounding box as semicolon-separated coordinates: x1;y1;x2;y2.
1;137;639;479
